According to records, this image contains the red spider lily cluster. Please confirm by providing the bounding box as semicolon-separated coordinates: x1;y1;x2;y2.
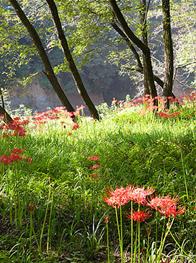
103;185;185;221
88;155;100;161
104;187;131;208
87;155;100;178
0;117;29;137
0;148;32;165
112;93;196;119
32;107;71;125
31;106;84;126
148;196;185;218
158;111;181;119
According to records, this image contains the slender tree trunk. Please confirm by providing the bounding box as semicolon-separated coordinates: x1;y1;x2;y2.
0;105;13;124
111;22;177;98
0;88;5;109
45;0;99;120
111;22;143;70
140;0;150;95
9;0;75;114
162;0;174;109
109;0;157;100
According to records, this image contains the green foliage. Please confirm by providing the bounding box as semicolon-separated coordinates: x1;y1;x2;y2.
0;100;195;261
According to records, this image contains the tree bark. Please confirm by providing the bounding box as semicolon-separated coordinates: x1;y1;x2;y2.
111;22;177;99
162;0;174;108
109;0;157;100
0;105;13;124
45;0;99;120
140;0;150;95
9;0;75;114
0;88;5;109
111;22;143;70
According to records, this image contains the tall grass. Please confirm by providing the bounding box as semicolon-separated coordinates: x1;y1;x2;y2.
0;97;195;262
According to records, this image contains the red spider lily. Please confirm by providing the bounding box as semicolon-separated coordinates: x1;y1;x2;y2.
89;164;101;170
127;210;151;222
11;148;25;154
148;196;185;218
32;107;70;124
69;112;75;118
158;111;180;119
0;148;32;165
103;187;130;208
87;155;100;161
0;153;22;164
0;120;26;137
9;153;23;161
128;187;155;205
0;155;12;164
72;123;79;130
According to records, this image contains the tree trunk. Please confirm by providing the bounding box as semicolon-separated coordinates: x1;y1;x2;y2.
111;22;177;99
109;0;157;100
111;22;143;70
9;0;75;114
0;88;5;109
0;105;13;124
162;0;174;109
45;0;99;120
140;0;150;95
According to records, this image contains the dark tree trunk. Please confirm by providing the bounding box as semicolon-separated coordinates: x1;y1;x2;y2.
0;88;5;109
45;0;99;120
162;0;174;108
9;0;75;114
109;0;157;100
111;22;143;70
0;105;13;124
111;22;177;99
140;0;150;95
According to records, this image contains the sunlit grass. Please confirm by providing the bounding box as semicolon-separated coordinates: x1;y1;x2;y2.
0;98;195;262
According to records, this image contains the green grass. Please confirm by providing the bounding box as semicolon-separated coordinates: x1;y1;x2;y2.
0;101;195;262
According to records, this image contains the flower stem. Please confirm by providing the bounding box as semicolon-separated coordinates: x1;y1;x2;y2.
138;205;141;263
115;207;124;262
130;201;133;263
106;222;110;263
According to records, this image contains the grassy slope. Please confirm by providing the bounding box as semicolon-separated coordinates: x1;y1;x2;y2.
0;103;195;262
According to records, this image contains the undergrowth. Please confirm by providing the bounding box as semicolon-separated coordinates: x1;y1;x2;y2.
0;97;195;262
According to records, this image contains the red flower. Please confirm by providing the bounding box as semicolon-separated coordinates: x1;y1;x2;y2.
69;112;76;118
158;111;180;119
89;164;100;170
72;123;79;130
87;155;100;161
128;187;155;205
11;148;25;154
0;155;12;164
103;187;130;208
127;211;151;222
148;196;185;218
9;153;23;161
0;153;22;164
